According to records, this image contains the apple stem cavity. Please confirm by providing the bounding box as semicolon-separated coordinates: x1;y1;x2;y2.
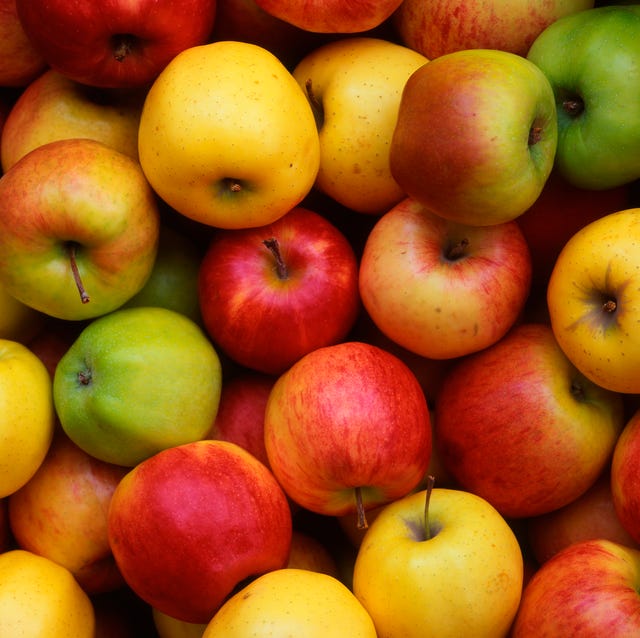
603;298;617;314
562;97;584;118
445;238;469;261
67;242;90;304
355;486;368;530
528;126;543;146
263;237;288;280
304;78;325;130
423;475;436;541
111;34;138;62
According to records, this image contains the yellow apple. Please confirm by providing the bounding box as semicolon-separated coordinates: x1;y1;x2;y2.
138;40;321;230
0;281;44;343
547;207;640;394
0;549;95;637
202;568;377;637
153;608;207;638
292;37;428;214
0;338;55;498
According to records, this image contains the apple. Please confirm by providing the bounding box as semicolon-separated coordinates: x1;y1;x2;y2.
138;40;320;230
27;318;84;380
252;0;403;33
286;529;340;577
0;137;160;321
352;487;524;637
14;0;217;88
393;0;594;60
202;568;377;637
0;497;11;552
264;341;432;529
358;197;532;360
8;428;128;594
434;323;625;518
511;539;640;636
527;470;639;565
389;48;557;227
547;207;640;394
198;206;360;375
0;281;45;343
153;607;208;638
1;68;145;172
107;439;293;624
527;5;640;190
292;37;428;215
53;306;223;467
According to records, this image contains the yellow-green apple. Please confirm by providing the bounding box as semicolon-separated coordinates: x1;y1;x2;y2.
153;608;207;638
0;0;46;86
527;471;639;565
202;568;377;637
198;206;359;375
0;338;55;498
107;439;293;624
390;48;557;227
138;40;320;230
0;282;45;343
8;428;128;594
122;224;204;324
15;0;217;88
264;341;432;530
527;5;640;190
359;197;532;360
394;0;594;60
0;138;160;321
434;323;625;518
1;69;145;172
511;539;640;636
547;207;640;394
53;306;222;467
352;487;524;638
252;0;403;33
292;37;428;215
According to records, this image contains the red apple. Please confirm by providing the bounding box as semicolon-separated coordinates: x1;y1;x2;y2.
198;206;360;376
434;323;625;518
0;497;11;552
8;428;128;594
511;539;640;636
286;529;340;578
107;439;293;624
15;0;217;88
264;341;432;530
27;318;85;379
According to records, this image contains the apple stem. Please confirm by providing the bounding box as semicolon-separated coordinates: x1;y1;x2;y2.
528;126;543;146
603;299;617;313
445;238;469;261
111;34;136;62
304;78;324;129
67;243;90;304
355;487;368;530
562;98;584;118
263;237;288;280
423;475;436;541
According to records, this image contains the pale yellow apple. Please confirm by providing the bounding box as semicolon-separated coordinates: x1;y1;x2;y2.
153;607;207;638
0;281;44;343
0;549;95;637
138;40;321;230
0;338;55;497
293;37;428;214
547;207;640;394
202;568;377;637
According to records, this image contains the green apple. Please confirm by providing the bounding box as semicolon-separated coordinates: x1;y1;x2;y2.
390;48;557;226
352;487;524;637
0;138;160;321
527;5;640;190
53;306;222;467
292;37;428;215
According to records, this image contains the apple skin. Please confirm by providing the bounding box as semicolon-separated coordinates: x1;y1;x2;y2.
352;488;524;638
252;0;403;33
264;341;432;524
0;282;45;344
511;539;640;636
15;0;217;89
138;40;321;230
434;323;625;518
8;428;128;594
292;37;428;215
107;439;293;624
1;69;145;172
198;206;359;375
358;197;532;360
394;0;594;60
547;208;640;394
528;5;640;190
286;529;340;578
390;48;557;227
0;138;160;321
527;471;639;565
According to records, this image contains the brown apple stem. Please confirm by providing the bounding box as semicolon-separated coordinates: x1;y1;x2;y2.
603;299;617;313
67;243;90;304
111;34;136;62
304;78;324;129
528;126;543;146
562;98;584;118
446;238;469;261
423;475;436;541
263;237;288;280
355;487;368;530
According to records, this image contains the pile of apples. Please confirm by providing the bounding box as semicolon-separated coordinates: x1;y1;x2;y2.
2;0;640;636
